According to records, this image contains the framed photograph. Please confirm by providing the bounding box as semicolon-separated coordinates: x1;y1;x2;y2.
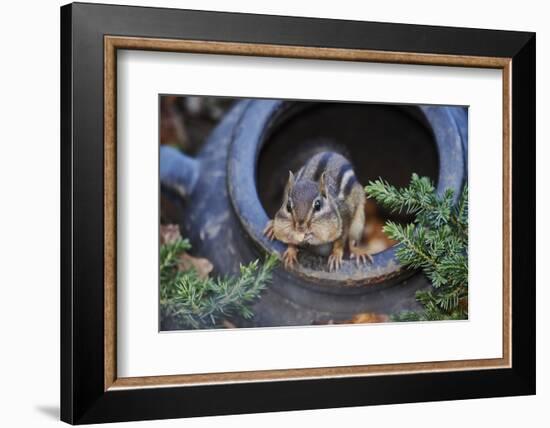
60;2;535;424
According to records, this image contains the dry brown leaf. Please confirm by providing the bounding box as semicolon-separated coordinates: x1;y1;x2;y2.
160;223;214;278
362;199;398;253
348;312;390;324
160;224;181;245
314;312;390;325
178;253;213;279
222;320;237;329
335;312;390;324
160;97;190;149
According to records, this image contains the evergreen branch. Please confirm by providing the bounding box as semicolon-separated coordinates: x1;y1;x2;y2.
160;238;191;273
366;174;469;321
365;173;437;216
453;184;469;243
160;238;277;329
383;222;437;269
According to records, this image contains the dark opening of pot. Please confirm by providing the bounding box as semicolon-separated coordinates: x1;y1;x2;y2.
256;102;439;254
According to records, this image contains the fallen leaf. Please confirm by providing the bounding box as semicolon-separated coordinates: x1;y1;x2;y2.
222;320;237;329
361;200;398;254
348;312;390;324
160;96;190;149
178;253;213;279
160;224;181;245
314;312;390;325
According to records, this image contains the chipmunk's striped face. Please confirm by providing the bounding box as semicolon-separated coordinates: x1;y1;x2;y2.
272;171;342;245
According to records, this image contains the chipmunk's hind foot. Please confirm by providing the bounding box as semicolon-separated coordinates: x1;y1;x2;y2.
263;220;275;241
349;241;373;266
282;245;298;269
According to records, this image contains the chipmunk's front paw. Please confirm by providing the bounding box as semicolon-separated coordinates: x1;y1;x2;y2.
328;248;344;272
350;246;373;266
263;220;275;241
282;246;298;269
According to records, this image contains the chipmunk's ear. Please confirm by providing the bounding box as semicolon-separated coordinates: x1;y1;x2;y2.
319;171;328;197
284;170;295;196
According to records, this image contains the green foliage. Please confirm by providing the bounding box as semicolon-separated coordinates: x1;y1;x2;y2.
365;174;468;321
160;238;277;329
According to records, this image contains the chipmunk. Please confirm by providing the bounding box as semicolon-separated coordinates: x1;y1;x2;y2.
263;151;372;271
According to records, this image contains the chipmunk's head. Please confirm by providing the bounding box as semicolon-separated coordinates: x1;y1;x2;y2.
272;171;342;246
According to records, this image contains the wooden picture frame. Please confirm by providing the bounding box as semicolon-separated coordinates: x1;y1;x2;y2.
61;2;535;424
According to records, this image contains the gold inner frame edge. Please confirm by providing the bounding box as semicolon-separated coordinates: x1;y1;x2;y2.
103;35;512;391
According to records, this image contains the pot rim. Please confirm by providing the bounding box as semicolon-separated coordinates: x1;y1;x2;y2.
227;99;465;289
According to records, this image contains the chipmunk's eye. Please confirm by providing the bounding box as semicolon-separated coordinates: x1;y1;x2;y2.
313;199;322;212
286;201;292;213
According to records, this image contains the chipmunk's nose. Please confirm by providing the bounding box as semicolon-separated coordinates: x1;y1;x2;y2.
296;222;307;233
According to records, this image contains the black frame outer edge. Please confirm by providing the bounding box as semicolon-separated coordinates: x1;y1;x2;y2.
60;4;74;425
510;34;536;392
60;2;536;424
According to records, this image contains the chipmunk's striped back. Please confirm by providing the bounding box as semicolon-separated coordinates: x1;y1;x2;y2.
295;151;361;201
